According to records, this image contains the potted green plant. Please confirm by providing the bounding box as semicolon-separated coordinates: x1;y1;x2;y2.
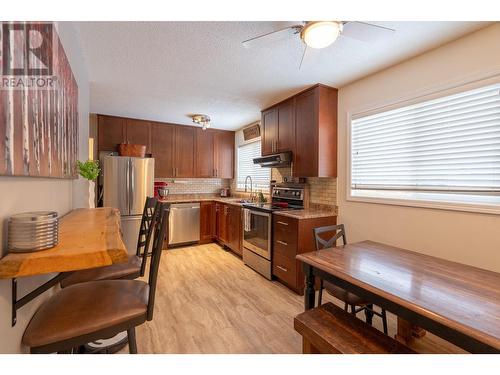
76;160;100;208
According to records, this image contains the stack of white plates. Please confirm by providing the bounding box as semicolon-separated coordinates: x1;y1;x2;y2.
8;211;59;253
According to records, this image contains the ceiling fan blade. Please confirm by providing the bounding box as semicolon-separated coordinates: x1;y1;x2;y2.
342;21;395;43
242;25;303;48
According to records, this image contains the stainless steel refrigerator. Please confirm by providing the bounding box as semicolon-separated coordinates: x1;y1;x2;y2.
103;155;154;254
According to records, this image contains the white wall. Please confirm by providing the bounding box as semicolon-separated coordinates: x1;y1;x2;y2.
337;23;500;272
0;22;89;353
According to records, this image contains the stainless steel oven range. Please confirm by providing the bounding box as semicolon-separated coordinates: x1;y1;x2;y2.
242;184;306;279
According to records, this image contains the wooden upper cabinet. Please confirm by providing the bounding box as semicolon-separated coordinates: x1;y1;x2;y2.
98;114;235;179
294;89;317;177
151;123;175;177
195;128;216;177
260;84;337;177
261;99;295;156
98;115;125;151
261;107;278;156
277;98;295;153
215;130;234;179
194;128;234;178
174;125;195;177
125;119;151;153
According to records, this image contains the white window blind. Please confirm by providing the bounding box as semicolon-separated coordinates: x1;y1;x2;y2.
351;83;500;193
237;141;271;190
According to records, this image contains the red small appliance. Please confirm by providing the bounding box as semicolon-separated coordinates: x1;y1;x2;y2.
154;181;169;199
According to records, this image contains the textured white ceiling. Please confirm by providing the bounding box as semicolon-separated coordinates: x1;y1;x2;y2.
73;21;490;130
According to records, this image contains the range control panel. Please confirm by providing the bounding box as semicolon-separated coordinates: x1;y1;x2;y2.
271;187;304;201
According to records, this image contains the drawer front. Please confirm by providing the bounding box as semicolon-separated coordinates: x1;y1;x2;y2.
273;215;298;257
273;236;297;258
273;215;298;236
272;252;296;287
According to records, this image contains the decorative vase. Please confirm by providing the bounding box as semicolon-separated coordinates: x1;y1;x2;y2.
89;180;96;208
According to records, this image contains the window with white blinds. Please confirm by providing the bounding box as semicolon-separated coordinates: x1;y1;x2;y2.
351;83;500;195
237;141;271;190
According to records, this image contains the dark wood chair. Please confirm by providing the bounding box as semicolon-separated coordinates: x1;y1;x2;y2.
314;224;388;335
60;197;159;288
22;203;170;354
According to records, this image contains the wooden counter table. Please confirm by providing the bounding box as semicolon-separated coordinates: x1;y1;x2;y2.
297;240;500;353
0;208;128;278
0;207;128;326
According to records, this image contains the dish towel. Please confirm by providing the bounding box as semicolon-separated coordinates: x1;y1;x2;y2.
243;209;252;232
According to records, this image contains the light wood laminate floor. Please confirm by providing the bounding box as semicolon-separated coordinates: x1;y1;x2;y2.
126;243;464;353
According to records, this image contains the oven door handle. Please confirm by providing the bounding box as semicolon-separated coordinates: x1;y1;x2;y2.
248;209;271;218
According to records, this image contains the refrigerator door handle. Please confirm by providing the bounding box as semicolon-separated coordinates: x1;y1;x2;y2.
130;159;135;214
125;158;130;215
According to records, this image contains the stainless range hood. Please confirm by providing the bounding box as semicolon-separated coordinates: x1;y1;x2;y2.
253;151;292;168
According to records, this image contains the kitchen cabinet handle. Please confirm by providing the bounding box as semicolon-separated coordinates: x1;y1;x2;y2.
276;265;288;272
276;221;289;226
277;240;288;246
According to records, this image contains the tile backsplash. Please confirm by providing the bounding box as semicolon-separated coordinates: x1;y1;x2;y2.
306;177;337;206
155;178;230;195
160;170;337;206
271;167;337;206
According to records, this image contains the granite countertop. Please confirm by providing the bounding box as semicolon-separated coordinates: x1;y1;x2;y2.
159;194;337;218
159;194;247;207
273;207;337;220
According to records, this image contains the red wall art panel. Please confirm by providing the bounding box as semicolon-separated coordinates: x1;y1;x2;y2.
0;22;78;178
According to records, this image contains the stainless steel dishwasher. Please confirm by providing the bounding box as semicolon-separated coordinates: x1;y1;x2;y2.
168;202;200;246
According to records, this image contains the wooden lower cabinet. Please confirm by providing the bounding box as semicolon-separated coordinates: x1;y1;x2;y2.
213;202;242;256
272;214;336;294
215;202;227;243
199;201;215;244
227;205;242;256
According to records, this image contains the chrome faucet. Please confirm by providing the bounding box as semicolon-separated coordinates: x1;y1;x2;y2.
244;175;254;201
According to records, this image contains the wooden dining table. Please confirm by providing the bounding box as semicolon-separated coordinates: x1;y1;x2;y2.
0;207;128;326
296;240;500;353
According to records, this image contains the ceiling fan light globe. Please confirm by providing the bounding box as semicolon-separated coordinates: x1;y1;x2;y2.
302;21;341;49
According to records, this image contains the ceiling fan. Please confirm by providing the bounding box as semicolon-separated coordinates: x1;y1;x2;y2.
242;21;396;70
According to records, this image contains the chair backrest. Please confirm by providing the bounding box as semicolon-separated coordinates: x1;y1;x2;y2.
146;202;169;321
136;197;158;276
313;224;347;250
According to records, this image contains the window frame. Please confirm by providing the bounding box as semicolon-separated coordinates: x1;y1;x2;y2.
346;74;500;215
235;139;271;192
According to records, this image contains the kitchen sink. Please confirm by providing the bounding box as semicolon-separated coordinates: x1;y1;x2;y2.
232;199;253;203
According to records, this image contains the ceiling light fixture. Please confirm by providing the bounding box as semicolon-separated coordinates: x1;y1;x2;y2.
300;21;343;49
191;114;211;130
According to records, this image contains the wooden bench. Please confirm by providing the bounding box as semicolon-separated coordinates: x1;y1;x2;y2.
294;303;416;354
